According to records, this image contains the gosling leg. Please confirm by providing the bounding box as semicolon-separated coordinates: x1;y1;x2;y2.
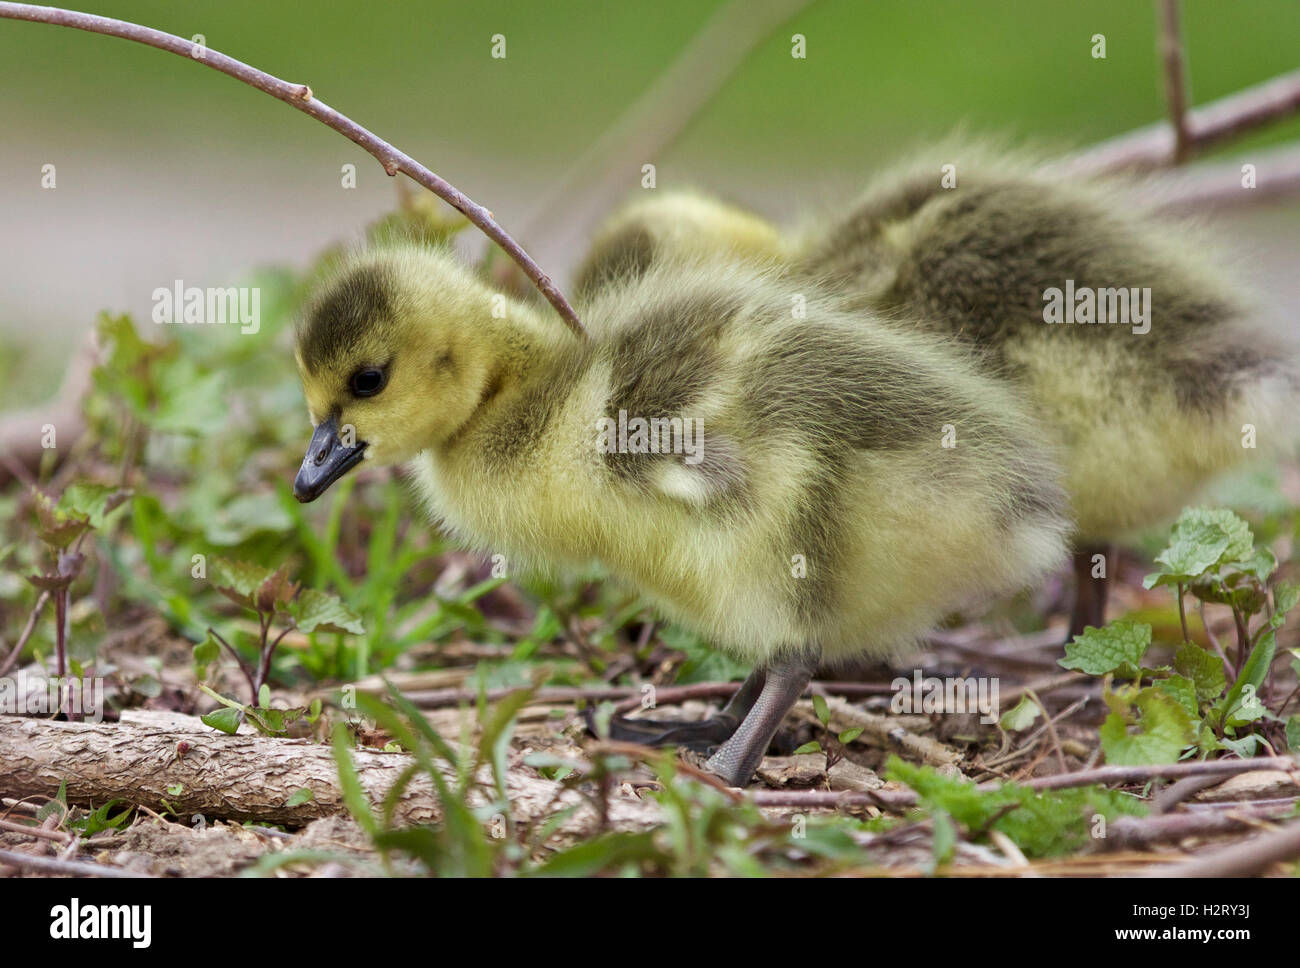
1068;543;1112;640
703;647;821;787
596;665;767;751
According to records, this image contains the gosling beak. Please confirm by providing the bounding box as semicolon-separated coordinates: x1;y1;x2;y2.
294;415;367;503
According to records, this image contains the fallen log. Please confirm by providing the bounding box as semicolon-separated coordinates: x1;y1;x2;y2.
0;713;661;832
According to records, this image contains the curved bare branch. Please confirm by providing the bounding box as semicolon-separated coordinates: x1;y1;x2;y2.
0;2;588;338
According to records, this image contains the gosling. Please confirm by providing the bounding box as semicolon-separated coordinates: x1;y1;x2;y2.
292;245;1071;786
581;161;1296;636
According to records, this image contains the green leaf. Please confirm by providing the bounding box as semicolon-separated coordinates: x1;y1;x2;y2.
999;695;1040;731
1058;619;1150;679
75;800;132;836
286;788;314;808
151;366;226;435
1173;642;1227;702
1227;546;1278;582
1215;734;1263;758
812;694;830;726
60;483;133;529
32;492;91;550
792;741;823;755
193;632;221;679
1143;507;1254;589
211;557;276;609
202;492;294;546
1222;630;1277;727
838;727;864;744
1099;686;1196;765
201;706;243;734
293;588;365;635
1286;716;1300;753
930;809;957;870
528;831;665;877
885;757;1145;858
1273;582;1300;629
1153;674;1199;719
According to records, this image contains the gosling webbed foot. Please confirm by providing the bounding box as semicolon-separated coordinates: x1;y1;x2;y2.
594;710;740;751
703;646;821;788
584;664;769;752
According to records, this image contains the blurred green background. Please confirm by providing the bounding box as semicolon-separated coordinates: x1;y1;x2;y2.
1;0;1297;409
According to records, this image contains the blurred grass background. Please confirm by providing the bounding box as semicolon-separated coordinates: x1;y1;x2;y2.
1;0;1297;410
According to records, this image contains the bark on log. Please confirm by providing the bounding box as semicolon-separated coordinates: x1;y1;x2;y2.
0;713;661;832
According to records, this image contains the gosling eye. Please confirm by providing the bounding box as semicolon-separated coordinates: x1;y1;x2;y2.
349;367;387;398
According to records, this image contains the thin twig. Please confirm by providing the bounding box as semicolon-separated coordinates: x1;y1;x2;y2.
749;756;1300;812
0;846;146;877
402;679;891;711
207;626;256;701
0;590;50;677
1142;817;1300;877
1109;803;1291;849
1152;773;1229;814
1062;67;1300;174
1026;689;1068;773
1025;756;1298;793
1157;0;1192;163
0;2;586;338
0;817;75;844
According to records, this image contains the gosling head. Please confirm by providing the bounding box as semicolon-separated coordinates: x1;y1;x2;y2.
291;246;501;502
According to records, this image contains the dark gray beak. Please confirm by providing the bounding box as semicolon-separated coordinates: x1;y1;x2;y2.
294;415;367;503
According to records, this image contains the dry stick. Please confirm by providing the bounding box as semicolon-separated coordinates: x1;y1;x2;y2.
1162;141;1300;210
0;590;51;678
1142;817;1300;877
1109;803;1292;850
517;0;816;261
0;817;75;844
0;2;586;339
403;679;891;711
1152;773;1230;814
750;756;1299;811
1157;0;1192;164
815;694;962;772
0;846;144;878
1026;689;1068;773
1063;66;1300;175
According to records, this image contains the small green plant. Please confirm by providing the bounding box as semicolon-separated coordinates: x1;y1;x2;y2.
792;693;863;772
886;757;1146;867
1060;507;1298;763
197;556;363;718
331;683;893;877
12;483;132;702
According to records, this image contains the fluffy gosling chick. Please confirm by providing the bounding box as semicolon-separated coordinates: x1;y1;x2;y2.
801;156;1296;633
582;161;1296;635
571;190;790;301
292;244;1071;786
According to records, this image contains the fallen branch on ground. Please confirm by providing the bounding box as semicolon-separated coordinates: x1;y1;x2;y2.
0;713;662;832
1141;818;1300;877
750;756;1300;812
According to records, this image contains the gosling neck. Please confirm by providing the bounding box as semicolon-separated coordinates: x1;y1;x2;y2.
441;298;580;449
